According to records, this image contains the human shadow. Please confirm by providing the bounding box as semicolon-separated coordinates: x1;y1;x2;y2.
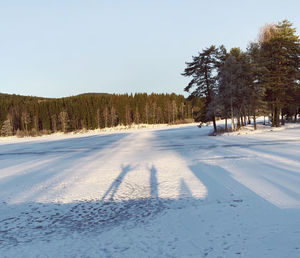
101;164;132;201
1;125;300;258
150;165;158;199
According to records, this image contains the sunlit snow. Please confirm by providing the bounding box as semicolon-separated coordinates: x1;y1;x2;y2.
0;121;300;257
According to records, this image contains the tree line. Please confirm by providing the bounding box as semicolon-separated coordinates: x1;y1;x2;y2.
0;92;202;136
182;20;300;132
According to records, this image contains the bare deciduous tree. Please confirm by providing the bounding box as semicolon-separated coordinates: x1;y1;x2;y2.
258;23;277;44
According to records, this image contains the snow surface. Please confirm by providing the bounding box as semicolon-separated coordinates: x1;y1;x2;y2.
0;122;300;257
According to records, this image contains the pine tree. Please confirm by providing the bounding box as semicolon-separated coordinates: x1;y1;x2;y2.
182;45;225;132
96;108;101;129
217;55;243;130
134;107;140;124
103;106;108;128
172;100;177;123
125;105;132;126
51;114;57;132
247;43;267;130
110;107;117;127
260;20;300;127
21;110;31;132
59;111;70;133
145;102;149;124
1;119;13;136
152;101;157;124
0;93;198;136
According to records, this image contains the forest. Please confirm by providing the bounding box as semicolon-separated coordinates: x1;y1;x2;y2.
0;92;201;136
1;20;299;137
183;20;300;132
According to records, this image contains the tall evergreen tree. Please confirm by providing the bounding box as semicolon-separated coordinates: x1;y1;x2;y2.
260;20;300;127
217;55;243;130
1;119;13;136
59;111;70;133
247;43;267;129
182;45;226;132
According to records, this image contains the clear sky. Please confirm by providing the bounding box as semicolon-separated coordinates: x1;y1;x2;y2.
1;0;299;98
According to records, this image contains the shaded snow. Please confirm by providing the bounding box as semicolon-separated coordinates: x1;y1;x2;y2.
0;122;300;257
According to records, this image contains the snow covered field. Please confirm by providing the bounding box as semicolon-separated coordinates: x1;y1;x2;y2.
0;123;300;257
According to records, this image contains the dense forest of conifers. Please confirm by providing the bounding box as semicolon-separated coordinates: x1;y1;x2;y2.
0;92;202;136
2;20;299;137
183;20;300;132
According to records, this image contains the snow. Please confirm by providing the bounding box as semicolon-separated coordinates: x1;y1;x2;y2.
0;122;300;257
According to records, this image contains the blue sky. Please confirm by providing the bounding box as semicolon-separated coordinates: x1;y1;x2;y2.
1;0;299;98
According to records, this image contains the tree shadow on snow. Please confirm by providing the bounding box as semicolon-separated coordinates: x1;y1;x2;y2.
1;127;300;251
0;133;129;203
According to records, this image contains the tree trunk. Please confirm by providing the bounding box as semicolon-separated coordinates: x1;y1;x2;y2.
294;112;297;123
212;116;217;132
145;103;149;124
274;107;280;127
191;107;194;120
281;111;285;125
230;101;235;131
248;115;251;124
271;112;274;126
231;117;235;131
225;118;228;131
253;114;257;130
96;109;100;129
237;115;241;129
104;107;108;128
263;116;265;125
241;116;245;126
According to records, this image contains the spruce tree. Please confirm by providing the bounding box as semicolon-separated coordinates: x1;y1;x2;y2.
1;119;13;136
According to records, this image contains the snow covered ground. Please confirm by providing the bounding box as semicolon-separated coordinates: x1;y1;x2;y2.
0;122;300;257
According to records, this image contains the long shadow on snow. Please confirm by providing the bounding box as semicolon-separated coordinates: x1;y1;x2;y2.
101;164;132;201
152;125;300;152
0;133;128;158
0;163;195;248
1;127;299;249
152;128;300;211
0;133;129;201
